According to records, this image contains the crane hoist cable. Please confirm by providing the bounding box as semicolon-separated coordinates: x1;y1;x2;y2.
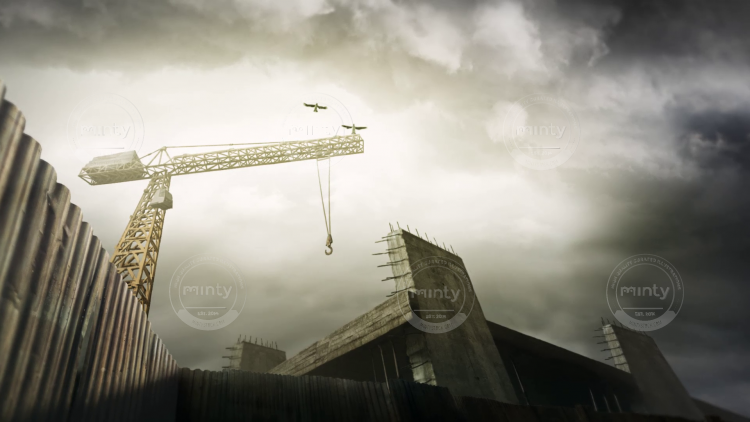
316;157;333;255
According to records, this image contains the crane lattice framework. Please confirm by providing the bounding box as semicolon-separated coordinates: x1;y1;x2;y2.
79;134;364;314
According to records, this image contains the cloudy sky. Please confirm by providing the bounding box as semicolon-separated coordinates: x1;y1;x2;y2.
1;0;748;415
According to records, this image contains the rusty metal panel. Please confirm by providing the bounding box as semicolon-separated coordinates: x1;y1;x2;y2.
0;160;58;419
0;135;40;288
153;339;168;420
55;237;106;415
127;305;147;421
55;236;101;414
0;87;182;422
151;339;166;414
33;203;85;419
143;334;159;416
108;286;137;421
70;263;120;421
0;92;27;215
44;222;94;421
87;265;121;420
88;276;127;422
121;289;142;421
130;317;150;420
19;202;84;421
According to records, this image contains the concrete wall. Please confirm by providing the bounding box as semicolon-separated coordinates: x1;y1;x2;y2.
270;295;407;376
694;398;750;422
488;322;643;412
605;325;703;420
224;339;286;373
385;229;519;403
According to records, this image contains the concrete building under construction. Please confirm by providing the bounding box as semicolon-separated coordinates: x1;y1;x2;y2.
226;228;749;422
223;336;286;373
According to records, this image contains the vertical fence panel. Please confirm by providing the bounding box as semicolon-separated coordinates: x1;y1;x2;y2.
54;235;103;417
0;87;26;198
91;278;127;422
70;245;110;411
15;198;79;421
132;320;151;420
0;161;58;420
0;84;180;422
32;203;85;420
74;264;119;421
9;183;72;421
0;109;37;291
109;289;136;422
44;222;93;422
78;266;120;421
118;294;143;422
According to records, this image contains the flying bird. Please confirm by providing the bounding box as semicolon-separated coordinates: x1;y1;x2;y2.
304;103;328;112
342;124;367;134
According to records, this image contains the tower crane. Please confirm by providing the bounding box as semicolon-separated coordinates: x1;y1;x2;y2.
78;134;364;314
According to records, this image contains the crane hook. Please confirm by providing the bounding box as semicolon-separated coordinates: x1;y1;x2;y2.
325;234;333;255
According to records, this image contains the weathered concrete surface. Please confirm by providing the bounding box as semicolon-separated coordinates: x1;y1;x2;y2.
297;325;415;383
610;325;703;420
266;228;724;416
488;321;643;411
269;295;407;376
694;398;750;422
224;339;286;373
385;229;519;404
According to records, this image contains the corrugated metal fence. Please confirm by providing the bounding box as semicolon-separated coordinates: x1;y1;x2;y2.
175;370;699;422
0;81;179;422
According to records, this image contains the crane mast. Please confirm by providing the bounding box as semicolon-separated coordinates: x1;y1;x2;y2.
79;134;364;314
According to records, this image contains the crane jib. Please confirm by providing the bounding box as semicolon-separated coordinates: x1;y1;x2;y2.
78;134;364;186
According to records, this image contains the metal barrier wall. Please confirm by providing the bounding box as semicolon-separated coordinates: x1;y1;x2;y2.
0;81;179;422
175;370;702;422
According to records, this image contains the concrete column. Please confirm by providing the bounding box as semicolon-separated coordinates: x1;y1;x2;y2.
604;325;702;420
386;229;519;403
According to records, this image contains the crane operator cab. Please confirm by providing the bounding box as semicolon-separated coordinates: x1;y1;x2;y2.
150;188;173;210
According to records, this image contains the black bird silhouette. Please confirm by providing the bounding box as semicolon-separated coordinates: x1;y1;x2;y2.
304;103;328;112
342;124;367;134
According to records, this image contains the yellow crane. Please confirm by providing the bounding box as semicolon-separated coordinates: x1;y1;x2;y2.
78;134;364;314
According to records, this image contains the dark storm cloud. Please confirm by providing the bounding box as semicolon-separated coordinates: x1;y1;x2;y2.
0;0;609;94
600;0;750;65
671;106;750;170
